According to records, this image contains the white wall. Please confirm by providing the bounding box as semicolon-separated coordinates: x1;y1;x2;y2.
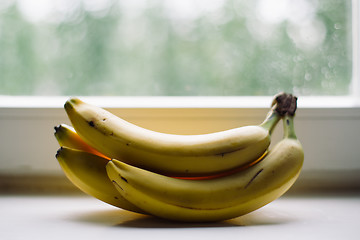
0;97;360;192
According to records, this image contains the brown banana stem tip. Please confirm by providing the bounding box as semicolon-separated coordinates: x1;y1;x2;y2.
271;92;298;116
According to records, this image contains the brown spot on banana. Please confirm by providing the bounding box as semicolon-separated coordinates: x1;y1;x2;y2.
215;148;244;157
245;169;263;189
112;180;123;191
121;176;128;183
87;120;114;136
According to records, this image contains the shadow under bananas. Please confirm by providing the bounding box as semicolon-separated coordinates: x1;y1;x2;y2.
71;208;297;228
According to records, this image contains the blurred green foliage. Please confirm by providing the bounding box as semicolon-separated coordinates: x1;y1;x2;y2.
0;0;352;96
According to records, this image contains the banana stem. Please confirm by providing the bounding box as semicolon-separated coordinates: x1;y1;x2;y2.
260;109;281;134
283;114;297;139
262;92;299;136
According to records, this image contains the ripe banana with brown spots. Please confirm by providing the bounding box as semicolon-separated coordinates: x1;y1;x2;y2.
64;98;282;177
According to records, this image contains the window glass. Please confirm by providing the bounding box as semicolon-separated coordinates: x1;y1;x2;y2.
0;0;353;96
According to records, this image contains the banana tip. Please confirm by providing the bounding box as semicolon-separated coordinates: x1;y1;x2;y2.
105;160;117;175
55;147;64;158
64;97;82;110
54;125;62;133
110;159;127;170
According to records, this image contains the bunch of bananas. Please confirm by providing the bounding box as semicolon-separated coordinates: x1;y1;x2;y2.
54;93;303;222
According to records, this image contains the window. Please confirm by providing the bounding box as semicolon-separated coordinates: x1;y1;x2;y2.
0;0;354;96
0;0;359;185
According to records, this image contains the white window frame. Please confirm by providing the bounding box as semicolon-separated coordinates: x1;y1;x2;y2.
0;0;359;192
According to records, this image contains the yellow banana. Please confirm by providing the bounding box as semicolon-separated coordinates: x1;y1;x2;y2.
55;147;144;214
54;123;109;158
106;114;304;222
64;97;281;177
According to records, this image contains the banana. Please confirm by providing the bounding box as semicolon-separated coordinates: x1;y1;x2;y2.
55;147;145;214
54;123;109;158
64;97;281;177
106;114;304;222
